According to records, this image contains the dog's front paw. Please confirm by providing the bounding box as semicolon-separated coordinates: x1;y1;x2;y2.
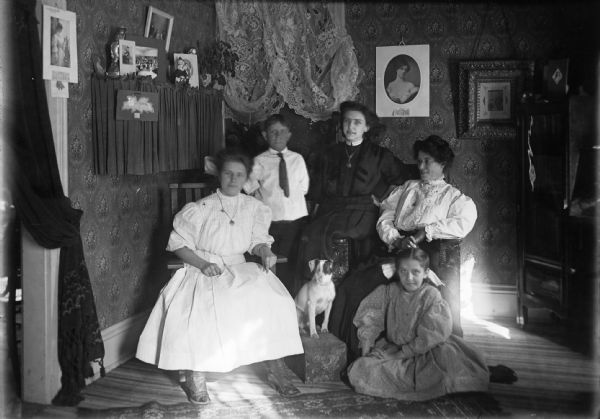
309;331;319;339
320;328;329;334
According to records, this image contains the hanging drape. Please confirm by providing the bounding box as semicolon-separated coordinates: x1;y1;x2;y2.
9;0;104;406
91;77;223;175
216;1;363;123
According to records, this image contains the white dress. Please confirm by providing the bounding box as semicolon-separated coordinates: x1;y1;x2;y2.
136;191;303;372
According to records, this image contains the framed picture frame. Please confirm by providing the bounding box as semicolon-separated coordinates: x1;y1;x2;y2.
376;44;430;117
457;60;534;139
126;35;167;82
42;5;78;83
116;90;159;121
144;6;174;52
118;39;137;76
173;53;199;87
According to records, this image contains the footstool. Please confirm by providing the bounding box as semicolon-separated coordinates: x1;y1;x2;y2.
285;333;347;383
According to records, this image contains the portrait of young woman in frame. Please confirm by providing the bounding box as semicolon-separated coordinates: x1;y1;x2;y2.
376;44;430;118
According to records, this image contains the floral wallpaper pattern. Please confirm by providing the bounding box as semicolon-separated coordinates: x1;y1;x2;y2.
343;1;592;288
68;0;592;330
68;0;215;329
279;1;593;290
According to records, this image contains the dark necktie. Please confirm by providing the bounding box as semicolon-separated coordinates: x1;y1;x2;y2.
277;152;290;197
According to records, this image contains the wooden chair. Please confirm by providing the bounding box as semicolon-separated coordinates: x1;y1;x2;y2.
166;182;286;273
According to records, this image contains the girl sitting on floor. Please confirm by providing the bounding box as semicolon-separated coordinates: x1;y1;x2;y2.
347;248;490;401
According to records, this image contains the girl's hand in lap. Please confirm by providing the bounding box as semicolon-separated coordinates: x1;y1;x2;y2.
201;263;222;276
368;344;400;359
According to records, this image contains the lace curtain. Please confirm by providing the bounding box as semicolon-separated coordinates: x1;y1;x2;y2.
216;1;363;123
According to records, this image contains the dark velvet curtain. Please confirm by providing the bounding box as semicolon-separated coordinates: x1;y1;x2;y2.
91;76;224;175
8;0;104;406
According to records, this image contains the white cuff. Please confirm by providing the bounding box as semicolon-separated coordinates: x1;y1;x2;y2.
424;224;435;242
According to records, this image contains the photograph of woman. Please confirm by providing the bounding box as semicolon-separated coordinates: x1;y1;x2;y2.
384;55;420;104
50;17;69;68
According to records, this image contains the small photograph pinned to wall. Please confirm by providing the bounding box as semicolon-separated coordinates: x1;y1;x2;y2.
173;53;199;87
376;44;429;117
116;90;159;121
119;39;137;76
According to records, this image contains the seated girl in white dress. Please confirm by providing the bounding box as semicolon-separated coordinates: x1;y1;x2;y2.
347;248;490;401
136;148;304;404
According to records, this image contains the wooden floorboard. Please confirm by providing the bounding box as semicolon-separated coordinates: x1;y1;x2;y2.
5;311;600;418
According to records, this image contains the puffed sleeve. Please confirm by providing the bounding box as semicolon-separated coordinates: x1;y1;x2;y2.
396;288;452;359
376;183;407;246
424;191;478;241
353;285;389;351
249;199;275;254
166;202;202;252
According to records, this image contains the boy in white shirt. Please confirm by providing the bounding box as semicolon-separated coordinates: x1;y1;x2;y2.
244;114;310;294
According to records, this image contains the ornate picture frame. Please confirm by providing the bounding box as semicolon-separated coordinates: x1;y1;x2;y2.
457;60;534;139
144;6;174;52
42;5;78;83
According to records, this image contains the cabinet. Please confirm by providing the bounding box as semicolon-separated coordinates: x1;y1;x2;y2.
516;97;596;342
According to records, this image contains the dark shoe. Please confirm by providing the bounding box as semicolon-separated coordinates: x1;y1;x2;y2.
489;364;518;384
181;371;211;404
266;372;301;397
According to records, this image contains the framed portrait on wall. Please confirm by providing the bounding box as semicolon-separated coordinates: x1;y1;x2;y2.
144;6;174;52
457;60;534;139
42;5;78;83
376;44;429;117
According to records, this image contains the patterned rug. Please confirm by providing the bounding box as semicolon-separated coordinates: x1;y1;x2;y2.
79;390;504;418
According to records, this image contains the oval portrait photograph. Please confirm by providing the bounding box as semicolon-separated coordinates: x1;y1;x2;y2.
384;54;421;104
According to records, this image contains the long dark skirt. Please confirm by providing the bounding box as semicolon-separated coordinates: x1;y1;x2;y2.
296;201;379;280
329;239;462;365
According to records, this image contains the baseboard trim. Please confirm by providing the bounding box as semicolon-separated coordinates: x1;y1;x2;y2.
468;284;517;319
86;309;151;384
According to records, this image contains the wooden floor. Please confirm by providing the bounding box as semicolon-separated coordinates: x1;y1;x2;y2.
4;309;600;418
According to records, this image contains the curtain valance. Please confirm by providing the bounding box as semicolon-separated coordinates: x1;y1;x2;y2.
91;76;223;175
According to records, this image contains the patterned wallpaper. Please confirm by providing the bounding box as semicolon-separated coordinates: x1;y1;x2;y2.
67;0;215;329
339;2;593;289
67;0;593;330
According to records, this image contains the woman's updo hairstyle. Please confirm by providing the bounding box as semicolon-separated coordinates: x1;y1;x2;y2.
214;147;253;176
339;101;386;141
412;135;455;168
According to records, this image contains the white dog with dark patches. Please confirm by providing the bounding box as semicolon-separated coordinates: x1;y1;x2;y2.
295;259;335;338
